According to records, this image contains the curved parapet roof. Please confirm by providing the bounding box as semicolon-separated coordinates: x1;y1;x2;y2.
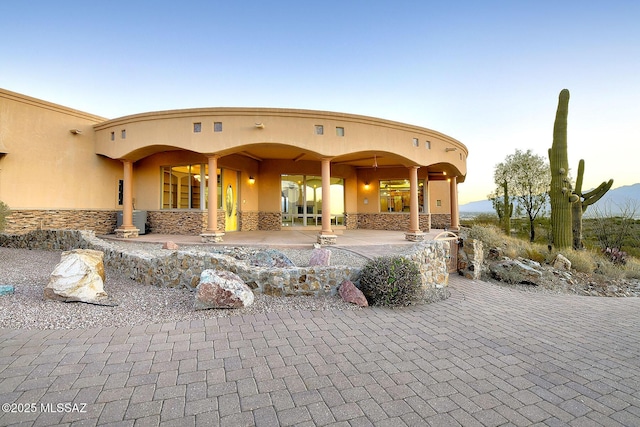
94;107;467;180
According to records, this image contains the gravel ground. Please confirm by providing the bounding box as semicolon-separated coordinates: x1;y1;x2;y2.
0;246;367;330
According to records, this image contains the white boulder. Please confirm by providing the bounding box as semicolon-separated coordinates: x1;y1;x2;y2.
44;249;114;305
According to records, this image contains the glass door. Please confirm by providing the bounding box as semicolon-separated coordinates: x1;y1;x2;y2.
281;174;338;227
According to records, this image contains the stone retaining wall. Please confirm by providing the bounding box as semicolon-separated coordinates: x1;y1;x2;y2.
0;230;449;300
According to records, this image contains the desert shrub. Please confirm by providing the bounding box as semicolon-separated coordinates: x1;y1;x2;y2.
594;260;627;280
0;201;10;232
525;247;547;264
623;258;640;280
358;256;422;307
562;250;597;274
466;225;505;254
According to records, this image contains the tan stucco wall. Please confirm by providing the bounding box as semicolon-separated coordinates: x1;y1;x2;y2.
0;89;122;210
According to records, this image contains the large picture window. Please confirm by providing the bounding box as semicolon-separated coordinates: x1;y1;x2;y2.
161;164;221;209
379;179;425;212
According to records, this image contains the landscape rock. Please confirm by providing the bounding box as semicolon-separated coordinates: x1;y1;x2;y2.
195;269;255;309
339;280;368;307
44;249;115;305
309;248;331;266
162;241;179;250
552;254;572;270
248;249;295;267
489;259;542;285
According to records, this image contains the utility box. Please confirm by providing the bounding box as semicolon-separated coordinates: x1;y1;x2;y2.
116;210;147;234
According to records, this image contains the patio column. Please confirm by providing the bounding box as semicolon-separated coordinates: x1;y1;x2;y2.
449;176;460;231
201;155;225;243
405;166;425;241
115;160;139;238
423;174;431;232
317;157;337;245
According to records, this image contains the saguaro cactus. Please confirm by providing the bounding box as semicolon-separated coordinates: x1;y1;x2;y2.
572;159;613;249
548;89;577;249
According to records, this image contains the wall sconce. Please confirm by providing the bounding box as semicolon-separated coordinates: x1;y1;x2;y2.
445;147;457;152
69;129;82;135
248;176;255;185
254;123;265;129
364;182;370;190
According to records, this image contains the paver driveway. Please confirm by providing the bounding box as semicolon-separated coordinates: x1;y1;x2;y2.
1;275;639;426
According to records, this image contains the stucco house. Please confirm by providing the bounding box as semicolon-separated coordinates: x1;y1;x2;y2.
0;88;467;244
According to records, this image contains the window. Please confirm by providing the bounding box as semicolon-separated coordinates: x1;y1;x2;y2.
193;122;202;133
118;180;123;205
315;125;324;135
214;122;223;132
412;138;419;147
110;132;115;141
161;164;221;210
426;140;431;149
121;129;126;139
379;180;411;212
336;127;345;137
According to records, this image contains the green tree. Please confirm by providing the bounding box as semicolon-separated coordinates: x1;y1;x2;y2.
493;149;550;242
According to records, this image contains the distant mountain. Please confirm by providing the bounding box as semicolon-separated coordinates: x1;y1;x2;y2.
459;199;494;213
586;183;640;216
459;183;640;217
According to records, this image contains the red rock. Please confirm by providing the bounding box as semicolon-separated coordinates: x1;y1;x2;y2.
162;241;179;250
339;280;368;307
309;248;331;266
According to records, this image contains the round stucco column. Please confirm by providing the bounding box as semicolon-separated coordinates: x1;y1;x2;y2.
320;158;333;235
201;155;224;242
449;176;460;230
115;160;139;238
207;156;219;232
408;166;420;233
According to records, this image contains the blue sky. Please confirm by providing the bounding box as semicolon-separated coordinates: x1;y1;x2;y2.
2;1;638;204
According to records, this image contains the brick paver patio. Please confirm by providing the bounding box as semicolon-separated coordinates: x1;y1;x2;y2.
1;275;639;426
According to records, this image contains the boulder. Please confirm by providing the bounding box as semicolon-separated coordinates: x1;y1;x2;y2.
309;248;331;266
195;269;254;310
489;259;542;285
44;249;115;305
248;249;295;267
339;280;368;307
162;241;179;250
552;254;572;271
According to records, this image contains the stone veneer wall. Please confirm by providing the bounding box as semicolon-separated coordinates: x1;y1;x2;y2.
146;210;225;235
239;211;259;231
430;213;452;230
356;213;432;231
3;210;118;235
0;229;450;300
258;212;282;230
